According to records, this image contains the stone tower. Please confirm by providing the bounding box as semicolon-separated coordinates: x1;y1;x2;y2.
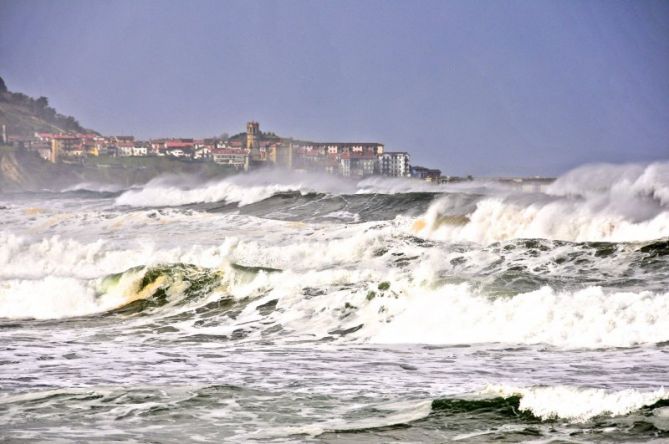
246;121;260;153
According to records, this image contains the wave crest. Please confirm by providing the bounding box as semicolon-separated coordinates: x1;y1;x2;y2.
114;170;356;207
0;264;226;320
479;385;669;422
412;161;669;243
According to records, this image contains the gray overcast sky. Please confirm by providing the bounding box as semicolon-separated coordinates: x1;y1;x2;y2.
1;0;668;175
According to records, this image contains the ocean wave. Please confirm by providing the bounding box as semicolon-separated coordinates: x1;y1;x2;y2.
61;182;128;194
236;191;436;222
0;264;229;320
111;161;669;243
477;385;669;422
113;170;488;209
0;232;240;280
366;284;669;348
4;257;668;349
114;170;357;207
412;161;669;243
547;161;669;206
0;269;149;320
2;191;667;348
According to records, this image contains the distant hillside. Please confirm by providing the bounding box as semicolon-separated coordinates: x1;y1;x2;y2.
0;76;96;138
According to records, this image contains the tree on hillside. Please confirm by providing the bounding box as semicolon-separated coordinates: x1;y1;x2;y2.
62;116;81;131
35;96;48;109
31;96;50;116
11;92;30;106
0;77;93;134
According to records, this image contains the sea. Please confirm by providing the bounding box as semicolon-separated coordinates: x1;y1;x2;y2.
1;161;668;443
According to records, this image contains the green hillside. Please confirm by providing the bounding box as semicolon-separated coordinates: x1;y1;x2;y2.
0;76;96;137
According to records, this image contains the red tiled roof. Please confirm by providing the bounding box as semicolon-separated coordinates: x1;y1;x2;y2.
164;141;194;148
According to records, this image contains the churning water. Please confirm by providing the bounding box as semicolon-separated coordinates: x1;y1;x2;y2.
1;162;669;442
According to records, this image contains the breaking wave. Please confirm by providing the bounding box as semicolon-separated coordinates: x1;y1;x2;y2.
112;161;669;243
112;172;459;209
61;182;127;194
234;191;437;222
2;258;668;349
4;160;669;443
3;161;669;348
0;263;231;320
432;385;669;426
413;161;669;243
114;170;357;207
365;284;669;348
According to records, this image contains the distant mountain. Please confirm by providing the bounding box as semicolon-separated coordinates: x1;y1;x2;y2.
0;76;97;138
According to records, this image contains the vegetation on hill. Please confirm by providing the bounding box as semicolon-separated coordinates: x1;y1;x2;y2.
0;75;96;137
228;130;311;145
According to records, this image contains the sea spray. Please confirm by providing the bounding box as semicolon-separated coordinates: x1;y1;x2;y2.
412;162;669;243
2;160;669;443
115;169;357;207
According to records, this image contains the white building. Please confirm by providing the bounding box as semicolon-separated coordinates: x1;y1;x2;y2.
379;152;410;177
132;146;148;156
161;148;191;158
340;156;377;177
116;143;148;157
212;148;248;170
117;145;133;157
194;146;211;160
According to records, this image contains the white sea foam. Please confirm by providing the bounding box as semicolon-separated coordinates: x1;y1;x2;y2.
108;161;669;243
0;262;227;320
61;182;127;193
0;269;150;320
412;161;669;243
546;161;669;206
114;169;356;207
112;168;501;208
172;260;669;348
355;176;506;195
482;385;669;421
3;162;669;347
365;284;669;348
257;399;433;439
3;270;669;347
1;227;667;348
355;176;441;194
0;232;238;280
3;161;669;443
2;228;669;348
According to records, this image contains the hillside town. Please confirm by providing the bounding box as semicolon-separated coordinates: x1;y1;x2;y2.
1;121;452;182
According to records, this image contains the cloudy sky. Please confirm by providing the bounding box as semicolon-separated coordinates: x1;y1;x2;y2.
1;0;668;175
